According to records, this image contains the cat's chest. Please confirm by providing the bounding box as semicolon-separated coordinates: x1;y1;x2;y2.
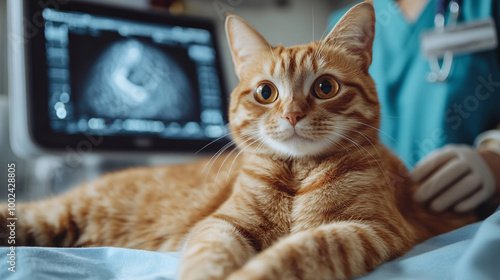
242;156;356;234
290;176;351;232
264;168;352;234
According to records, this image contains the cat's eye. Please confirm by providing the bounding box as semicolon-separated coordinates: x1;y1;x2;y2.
254;82;278;104
312;75;340;99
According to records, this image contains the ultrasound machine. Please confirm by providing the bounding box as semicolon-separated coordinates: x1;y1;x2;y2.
7;0;231;196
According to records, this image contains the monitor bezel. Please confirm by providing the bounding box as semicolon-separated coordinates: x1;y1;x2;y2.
23;0;231;153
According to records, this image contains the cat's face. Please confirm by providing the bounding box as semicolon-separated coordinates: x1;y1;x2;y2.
226;1;379;158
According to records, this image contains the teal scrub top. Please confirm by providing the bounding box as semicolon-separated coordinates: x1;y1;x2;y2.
329;0;500;167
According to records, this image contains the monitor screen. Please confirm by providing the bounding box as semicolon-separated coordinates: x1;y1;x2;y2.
12;0;231;154
43;8;226;140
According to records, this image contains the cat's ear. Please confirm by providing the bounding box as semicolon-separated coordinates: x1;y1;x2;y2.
225;14;270;79
323;0;375;69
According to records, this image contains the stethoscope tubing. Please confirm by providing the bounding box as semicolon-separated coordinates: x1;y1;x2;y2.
426;0;462;82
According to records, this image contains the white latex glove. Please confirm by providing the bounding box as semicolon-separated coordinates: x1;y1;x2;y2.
411;144;496;213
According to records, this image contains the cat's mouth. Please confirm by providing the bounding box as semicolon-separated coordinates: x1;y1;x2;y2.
284;131;312;142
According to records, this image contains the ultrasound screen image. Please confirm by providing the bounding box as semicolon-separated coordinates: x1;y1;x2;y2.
71;34;199;122
43;8;227;140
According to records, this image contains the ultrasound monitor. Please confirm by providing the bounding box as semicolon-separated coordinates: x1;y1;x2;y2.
8;0;230;157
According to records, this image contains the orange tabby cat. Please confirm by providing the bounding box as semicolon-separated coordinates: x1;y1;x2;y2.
1;1;476;279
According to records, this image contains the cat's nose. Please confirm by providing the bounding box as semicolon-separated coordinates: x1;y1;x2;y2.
283;111;305;127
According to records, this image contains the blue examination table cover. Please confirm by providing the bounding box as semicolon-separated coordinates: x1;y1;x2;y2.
1;207;499;280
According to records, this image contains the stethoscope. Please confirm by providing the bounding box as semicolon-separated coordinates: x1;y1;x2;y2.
427;0;463;83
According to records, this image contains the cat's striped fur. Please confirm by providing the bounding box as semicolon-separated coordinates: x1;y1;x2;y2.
1;2;476;279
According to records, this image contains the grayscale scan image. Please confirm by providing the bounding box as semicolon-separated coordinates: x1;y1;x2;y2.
82;39;195;121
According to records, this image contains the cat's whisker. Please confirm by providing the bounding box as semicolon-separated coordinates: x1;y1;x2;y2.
201;144;239;193
332;125;377;141
201;139;236;176
345;125;412;168
250;139;267;161
314;24;347;61
336;125;403;180
314;42;329;63
332;129;392;188
213;135;259;185
225;136;264;182
319;19;333;41
329;130;376;166
312;23;332;61
200;128;261;176
330;133;362;157
201;131;256;178
335;124;386;164
337;131;378;163
329;130;389;185
268;44;277;62
349;120;399;144
193;131;235;156
313;26;335;61
328;135;350;156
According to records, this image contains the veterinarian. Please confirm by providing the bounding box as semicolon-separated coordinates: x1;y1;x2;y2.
330;0;500;213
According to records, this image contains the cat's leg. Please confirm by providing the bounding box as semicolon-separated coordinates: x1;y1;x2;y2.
0;155;238;249
0;179;137;248
0;178;188;249
0;193;84;247
228;220;416;280
178;213;266;280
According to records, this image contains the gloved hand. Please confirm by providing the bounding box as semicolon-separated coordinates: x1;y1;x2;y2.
410;144;497;213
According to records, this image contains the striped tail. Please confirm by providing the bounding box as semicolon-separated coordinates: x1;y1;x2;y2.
228;220;416;280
